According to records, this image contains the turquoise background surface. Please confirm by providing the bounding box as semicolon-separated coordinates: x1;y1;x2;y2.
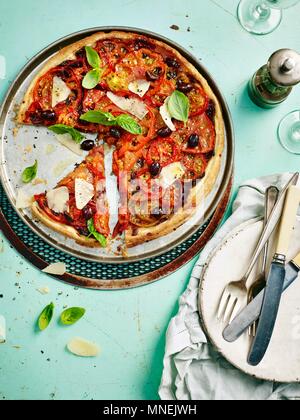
0;0;300;400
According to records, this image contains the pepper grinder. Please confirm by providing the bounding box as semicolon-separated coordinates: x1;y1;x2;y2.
248;49;300;108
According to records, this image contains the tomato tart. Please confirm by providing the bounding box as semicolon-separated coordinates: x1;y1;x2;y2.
18;31;225;249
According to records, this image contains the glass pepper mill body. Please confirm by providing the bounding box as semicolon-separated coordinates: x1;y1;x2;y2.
248;49;300;108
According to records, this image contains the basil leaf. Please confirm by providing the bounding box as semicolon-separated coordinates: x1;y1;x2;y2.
22;160;38;183
48;124;84;143
80;110;116;125
85;46;101;69
116;114;142;135
60;307;86;325
80;111;142;135
38;302;54;331
167;90;190;123
87;218;107;248
82;68;102;89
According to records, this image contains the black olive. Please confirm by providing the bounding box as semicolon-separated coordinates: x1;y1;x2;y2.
131;171;137;180
80;140;95;151
146;71;158;82
75;48;85;59
157;127;172;138
103;41;115;52
149;162;161;177
177;80;193;93
206;100;216;121
82;206;96;220
68;61;83;68
134;38;154;51
77;227;90;237
167;71;177;80
109;127;122;139
41;110;56;121
165;57;180;68
204;150;215;160
136;158;144;168
64;212;73;223
152;207;164;217
57;69;71;79
188;134;199;148
145;67;162;82
30;111;43;124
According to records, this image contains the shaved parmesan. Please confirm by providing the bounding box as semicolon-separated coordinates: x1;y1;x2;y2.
67;337;100;357
16;189;33;209
0;316;6;344
55;133;83;156
75;178;94;210
46;186;69;214
160;99;176;132
128;79;150;98
52;76;71;108
159;162;185;189
37;286;50;295
107;91;148;120
42;262;66;275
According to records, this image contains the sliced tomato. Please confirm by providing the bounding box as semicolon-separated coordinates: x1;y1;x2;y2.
95;39;129;72
82;89;106;112
182;153;207;180
26;66;83;126
86;146;105;179
187;86;209;117
181;114;216;154
146;138;180;167
94;212;110;237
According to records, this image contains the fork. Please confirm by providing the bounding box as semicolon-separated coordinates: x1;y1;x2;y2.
217;172;299;324
248;186;279;336
217;186;285;324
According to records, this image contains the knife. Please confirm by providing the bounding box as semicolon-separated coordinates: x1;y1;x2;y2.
247;186;300;366
234;173;299;287
223;253;300;343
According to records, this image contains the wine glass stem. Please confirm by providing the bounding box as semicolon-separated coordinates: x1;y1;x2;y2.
254;1;271;19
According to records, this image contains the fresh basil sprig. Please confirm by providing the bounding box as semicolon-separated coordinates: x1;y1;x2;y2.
85;46;101;69
22;160;38;183
87;218;107;248
60;307;86;325
48;124;84;143
80;110;142;135
116;114;143;134
38;302;54;331
82;46;103;89
167;90;190;123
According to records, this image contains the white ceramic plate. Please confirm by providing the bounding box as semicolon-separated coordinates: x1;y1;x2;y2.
199;218;300;382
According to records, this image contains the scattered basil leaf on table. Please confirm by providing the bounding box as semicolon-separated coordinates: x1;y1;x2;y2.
48;124;84;143
80;110;142;135
38;302;54;331
85;46;101;69
82;68;103;90
167;90;190;123
60;307;86;325
22;160;38;183
87;218;107;248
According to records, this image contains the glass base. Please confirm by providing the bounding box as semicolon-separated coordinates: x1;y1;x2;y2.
278;110;300;155
238;0;282;35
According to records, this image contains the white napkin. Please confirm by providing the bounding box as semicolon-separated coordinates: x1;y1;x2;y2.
159;173;300;401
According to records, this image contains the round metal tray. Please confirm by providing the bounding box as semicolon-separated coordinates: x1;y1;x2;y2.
0;175;232;289
0;27;234;265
